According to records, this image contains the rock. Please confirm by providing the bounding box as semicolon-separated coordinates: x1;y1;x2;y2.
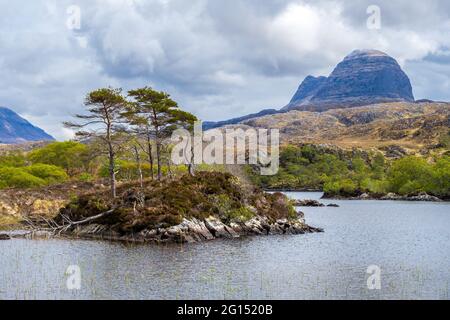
204;216;239;239
359;193;370;199
183;218;215;241
54;214;324;244
380;192;401;200
242;216;267;235
292;199;325;207
288;75;327;106
0;233;11;240
283;49;414;112
0;201;20;217
327;203;339;207
380;145;408;159
406;192;442;202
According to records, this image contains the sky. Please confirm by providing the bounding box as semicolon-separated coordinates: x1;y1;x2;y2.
0;0;449;140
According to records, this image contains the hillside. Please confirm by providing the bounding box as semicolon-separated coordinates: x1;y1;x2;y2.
228;101;450;155
0;107;54;144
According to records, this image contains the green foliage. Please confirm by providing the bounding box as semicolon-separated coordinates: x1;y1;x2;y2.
24;164;68;184
323;179;358;196
250;145;352;190
0;164;67;189
78;172;94;182
438;130;450;149
28;141;89;176
249;144;450;199
211;194;255;223
387;156;433;195
0;167;46;188
0;152;27;167
432;156;450;197
98;159;186;181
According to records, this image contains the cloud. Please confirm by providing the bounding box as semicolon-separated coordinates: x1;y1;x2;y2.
0;0;448;140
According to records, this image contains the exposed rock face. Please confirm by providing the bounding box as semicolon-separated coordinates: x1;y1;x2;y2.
0;233;11;240
284;50;415;112
292;199;325;207
0;107;54;144
64;215;323;244
380;192;442;202
288;76;327;106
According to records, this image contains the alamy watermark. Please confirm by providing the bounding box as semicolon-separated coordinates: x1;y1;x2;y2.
66;264;81;290
66;5;87;48
366;265;381;290
366;5;381;30
171;122;279;175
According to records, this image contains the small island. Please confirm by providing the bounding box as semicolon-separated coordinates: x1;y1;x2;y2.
0;172;322;243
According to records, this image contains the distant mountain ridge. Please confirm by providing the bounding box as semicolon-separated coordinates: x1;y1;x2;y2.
203;108;279;130
232;101;450;154
0;107;54;144
205;49;418;128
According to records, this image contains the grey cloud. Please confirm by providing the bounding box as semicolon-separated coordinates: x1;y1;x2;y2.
0;0;448;139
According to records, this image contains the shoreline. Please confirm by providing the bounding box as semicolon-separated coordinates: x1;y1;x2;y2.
0;215;324;244
321;192;447;202
264;189;447;202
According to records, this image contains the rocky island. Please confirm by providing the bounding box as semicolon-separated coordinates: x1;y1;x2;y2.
0;172;322;243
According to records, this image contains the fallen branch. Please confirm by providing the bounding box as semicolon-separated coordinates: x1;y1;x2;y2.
67;207;116;226
21;207;117;235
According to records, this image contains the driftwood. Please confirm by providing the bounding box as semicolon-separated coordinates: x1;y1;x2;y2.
22;207;117;235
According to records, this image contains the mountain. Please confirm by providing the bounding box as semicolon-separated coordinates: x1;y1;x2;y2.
283;49;414;112
205;49;416;128
0;107;54;144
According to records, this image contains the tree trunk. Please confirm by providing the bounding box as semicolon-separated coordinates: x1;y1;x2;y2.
134;145;143;188
188;145;195;176
106;119;116;198
167;148;173;178
147;135;154;180
188;163;195;176
156;141;162;181
108;147;116;198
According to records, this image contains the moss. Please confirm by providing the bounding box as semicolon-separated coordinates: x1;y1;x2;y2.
228;206;255;222
210;194;255;223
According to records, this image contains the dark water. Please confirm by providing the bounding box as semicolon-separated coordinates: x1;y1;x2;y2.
1;192;449;300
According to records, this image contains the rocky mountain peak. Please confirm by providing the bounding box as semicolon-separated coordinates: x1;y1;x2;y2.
343;49;389;61
283;49;415;112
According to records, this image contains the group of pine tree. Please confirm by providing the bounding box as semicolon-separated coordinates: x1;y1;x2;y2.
0;87;197;198
63;87;197;198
